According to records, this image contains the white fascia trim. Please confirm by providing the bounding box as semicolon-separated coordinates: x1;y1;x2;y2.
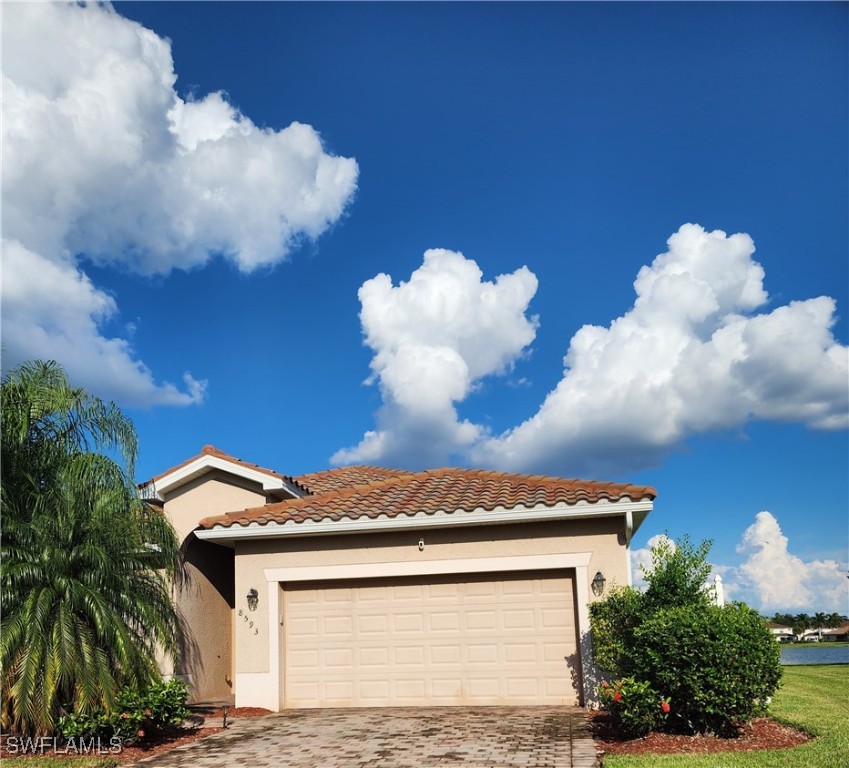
151;455;304;501
195;499;654;543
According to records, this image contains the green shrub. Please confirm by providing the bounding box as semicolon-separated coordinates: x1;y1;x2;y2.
640;535;714;613
59;679;189;744
589;585;645;678
590;534;782;739
631;602;781;736
599;677;670;738
590;534;714;681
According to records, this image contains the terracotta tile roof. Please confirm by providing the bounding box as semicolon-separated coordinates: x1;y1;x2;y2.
822;624;849;635
294;466;413;495
140;444;307;493
200;467;656;530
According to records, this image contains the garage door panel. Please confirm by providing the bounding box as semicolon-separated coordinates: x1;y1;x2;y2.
543;642;569;663
542;608;571;628
466;643;499;664
466;610;498;630
323;616;354;636
393;646;426;666
393;613;424;633
357;586;390;602
464;581;498;598
428;583;460;599
358;615;388;634
502;580;536;596
393;583;425;600
429;611;461;632
287;616;320;639
283;571;579;708
430;645;461;665
358;647;390;666
394;680;426;700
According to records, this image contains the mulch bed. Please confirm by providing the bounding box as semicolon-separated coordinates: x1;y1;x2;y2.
0;708;272;763
590;711;810;760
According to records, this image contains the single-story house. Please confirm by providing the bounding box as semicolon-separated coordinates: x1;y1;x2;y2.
822;624;849;642
140;445;656;711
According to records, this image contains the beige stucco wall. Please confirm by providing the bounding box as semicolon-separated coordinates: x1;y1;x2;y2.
160;472;265;702
164;472;268;545
233;516;630;676
173;539;234;703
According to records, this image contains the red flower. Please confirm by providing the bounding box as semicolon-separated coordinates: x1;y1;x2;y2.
613;692;622;702
137;729;145;738
661;701;671;713
120;713;129;719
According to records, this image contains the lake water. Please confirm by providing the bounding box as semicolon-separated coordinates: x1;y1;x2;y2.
780;644;849;665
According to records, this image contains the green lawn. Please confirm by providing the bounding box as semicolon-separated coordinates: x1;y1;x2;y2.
783;641;849;648
600;665;849;768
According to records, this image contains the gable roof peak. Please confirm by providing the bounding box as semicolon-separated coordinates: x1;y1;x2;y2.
141;445;307;500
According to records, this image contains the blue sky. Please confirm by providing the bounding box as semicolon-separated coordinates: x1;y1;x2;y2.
2;2;847;615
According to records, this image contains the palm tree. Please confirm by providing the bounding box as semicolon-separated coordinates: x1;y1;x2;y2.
826;612;844;629
1;361;181;735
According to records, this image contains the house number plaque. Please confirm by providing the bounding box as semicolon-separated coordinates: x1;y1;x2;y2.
238;608;259;635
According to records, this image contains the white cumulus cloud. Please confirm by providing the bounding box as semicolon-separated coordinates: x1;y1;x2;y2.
1;240;205;407
473;223;848;476
1;2;358;404
332;249;539;467
735;511;848;613
336;224;847;473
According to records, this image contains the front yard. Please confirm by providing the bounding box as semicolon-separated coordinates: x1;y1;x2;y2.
598;665;849;768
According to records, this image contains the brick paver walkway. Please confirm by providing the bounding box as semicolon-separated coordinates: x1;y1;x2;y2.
130;707;597;768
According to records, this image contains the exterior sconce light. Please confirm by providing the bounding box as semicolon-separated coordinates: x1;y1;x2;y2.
246;588;259;612
591;571;606;597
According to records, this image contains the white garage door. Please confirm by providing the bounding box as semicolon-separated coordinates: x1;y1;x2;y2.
282;571;580;707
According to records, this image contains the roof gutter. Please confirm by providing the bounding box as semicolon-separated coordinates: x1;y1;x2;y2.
194;499;653;547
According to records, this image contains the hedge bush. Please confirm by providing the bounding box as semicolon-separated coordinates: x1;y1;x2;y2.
590;534;782;738
59;679;189;743
631;602;781;736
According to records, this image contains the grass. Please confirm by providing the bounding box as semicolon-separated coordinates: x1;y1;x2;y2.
601;665;849;768
782;641;849;648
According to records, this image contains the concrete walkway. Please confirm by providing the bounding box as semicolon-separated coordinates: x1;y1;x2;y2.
130;707;597;768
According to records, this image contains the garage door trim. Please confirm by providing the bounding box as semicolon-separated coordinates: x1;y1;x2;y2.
265;552;590;584
259;553;594;708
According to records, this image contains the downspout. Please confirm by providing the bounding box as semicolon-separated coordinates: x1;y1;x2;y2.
625;509;634;586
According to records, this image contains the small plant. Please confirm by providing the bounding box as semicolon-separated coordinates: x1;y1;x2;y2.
59;679;189;744
599;677;670;739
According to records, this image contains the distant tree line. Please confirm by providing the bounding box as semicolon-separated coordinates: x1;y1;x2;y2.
768;612;847;635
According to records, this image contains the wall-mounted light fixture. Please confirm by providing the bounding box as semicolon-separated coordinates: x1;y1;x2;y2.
246;588;259;612
418;538;425;552
591;571;606;597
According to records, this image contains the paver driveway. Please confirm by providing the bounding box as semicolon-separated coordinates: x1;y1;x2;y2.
130;707;597;768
